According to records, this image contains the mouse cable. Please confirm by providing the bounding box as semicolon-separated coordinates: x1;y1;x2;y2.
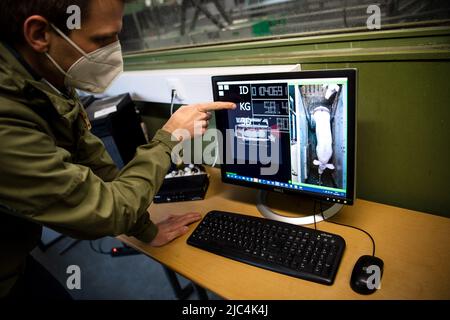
315;200;376;257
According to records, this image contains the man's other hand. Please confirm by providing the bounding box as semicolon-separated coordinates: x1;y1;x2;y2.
150;212;202;247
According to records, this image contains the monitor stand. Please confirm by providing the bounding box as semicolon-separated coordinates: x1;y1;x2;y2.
256;190;343;225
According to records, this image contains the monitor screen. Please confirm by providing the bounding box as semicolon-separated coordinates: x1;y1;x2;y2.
212;69;356;205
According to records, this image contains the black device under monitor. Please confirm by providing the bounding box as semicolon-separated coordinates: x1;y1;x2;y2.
212;69;357;222
153;164;210;203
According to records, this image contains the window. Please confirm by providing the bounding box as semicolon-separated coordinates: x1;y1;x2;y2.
120;0;450;53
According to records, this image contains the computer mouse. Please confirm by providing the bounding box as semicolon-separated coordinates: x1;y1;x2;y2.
350;255;384;295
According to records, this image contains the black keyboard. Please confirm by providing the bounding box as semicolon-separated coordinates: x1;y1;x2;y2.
187;211;345;285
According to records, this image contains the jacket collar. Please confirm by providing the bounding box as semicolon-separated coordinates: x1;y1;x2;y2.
0;41;81;123
1;41;41;81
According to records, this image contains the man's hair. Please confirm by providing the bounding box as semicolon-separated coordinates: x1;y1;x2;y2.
0;0;132;44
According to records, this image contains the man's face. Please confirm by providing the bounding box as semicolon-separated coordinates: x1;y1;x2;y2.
47;0;124;74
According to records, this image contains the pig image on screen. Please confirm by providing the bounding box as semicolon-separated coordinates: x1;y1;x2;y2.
312;106;335;175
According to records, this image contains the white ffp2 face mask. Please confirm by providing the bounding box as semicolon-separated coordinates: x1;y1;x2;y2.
45;24;124;94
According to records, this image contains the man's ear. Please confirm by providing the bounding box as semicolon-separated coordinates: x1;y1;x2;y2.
23;15;52;53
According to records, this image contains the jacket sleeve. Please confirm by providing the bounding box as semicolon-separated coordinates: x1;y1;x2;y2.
75;129;120;182
0;115;179;243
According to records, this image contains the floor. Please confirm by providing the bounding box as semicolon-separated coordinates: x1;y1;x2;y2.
32;228;221;300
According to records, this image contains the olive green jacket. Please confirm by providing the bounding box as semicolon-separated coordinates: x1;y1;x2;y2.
0;42;177;297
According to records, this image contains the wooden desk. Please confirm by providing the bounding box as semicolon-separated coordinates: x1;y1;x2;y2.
119;167;450;300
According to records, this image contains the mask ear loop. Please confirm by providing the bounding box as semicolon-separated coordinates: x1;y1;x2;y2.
49;23;89;59
44;51;73;79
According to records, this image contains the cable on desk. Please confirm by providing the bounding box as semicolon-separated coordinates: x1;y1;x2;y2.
170;89;177;116
316;201;376;257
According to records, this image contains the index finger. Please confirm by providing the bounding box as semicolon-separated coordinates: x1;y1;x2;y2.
197;102;236;112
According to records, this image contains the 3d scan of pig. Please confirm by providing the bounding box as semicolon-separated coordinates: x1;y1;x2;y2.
312;106;335;175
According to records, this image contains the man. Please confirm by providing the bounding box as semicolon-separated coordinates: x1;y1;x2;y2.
0;0;235;299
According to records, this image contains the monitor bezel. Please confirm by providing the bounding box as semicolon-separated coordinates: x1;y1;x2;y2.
212;69;357;206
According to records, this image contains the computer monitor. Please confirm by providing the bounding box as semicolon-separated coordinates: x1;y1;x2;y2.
212;69;357;224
